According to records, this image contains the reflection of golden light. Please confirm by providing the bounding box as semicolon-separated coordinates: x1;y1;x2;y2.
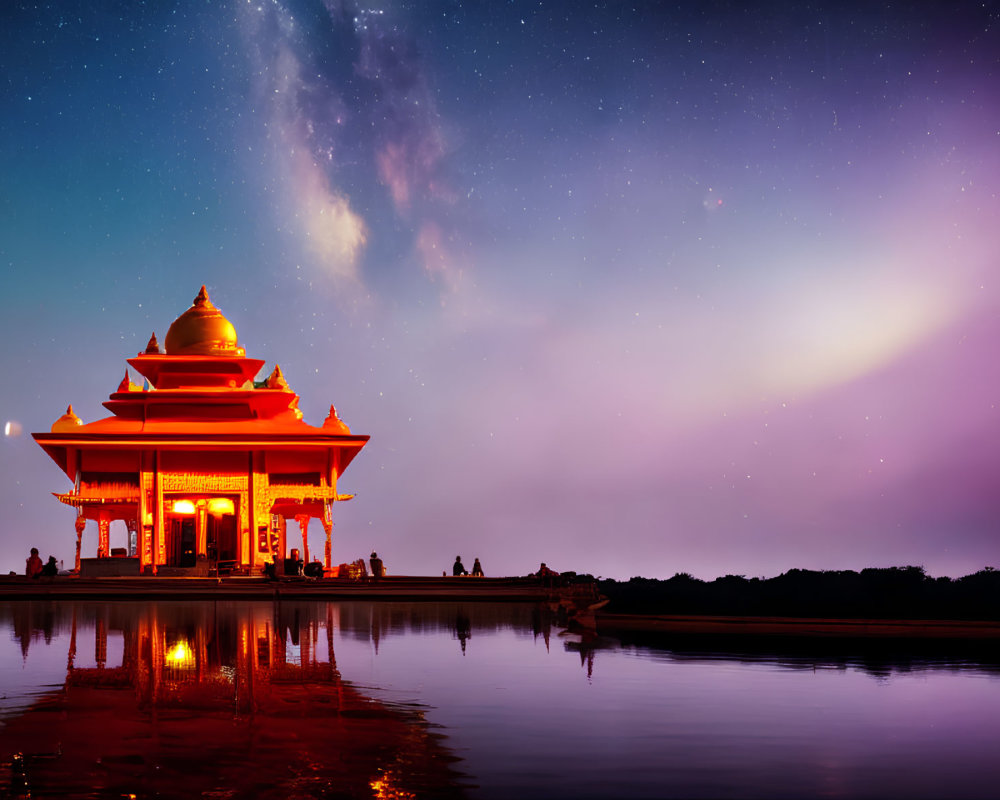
165;640;194;668
206;497;234;515
369;769;415;800
171;499;196;514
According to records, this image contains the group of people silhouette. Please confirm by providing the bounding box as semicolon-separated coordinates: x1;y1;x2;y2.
452;556;484;577
23;543;544;583
25;548;58;578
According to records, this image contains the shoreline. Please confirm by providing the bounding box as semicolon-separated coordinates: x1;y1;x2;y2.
596;613;1000;640
3;577;1000;640
0;574;553;601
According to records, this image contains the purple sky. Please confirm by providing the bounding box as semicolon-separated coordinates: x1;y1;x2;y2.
1;1;998;579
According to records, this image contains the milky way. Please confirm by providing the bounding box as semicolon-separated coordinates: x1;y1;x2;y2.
1;1;998;579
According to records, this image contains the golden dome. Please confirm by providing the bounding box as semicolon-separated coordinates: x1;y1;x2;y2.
51;405;83;432
164;286;245;356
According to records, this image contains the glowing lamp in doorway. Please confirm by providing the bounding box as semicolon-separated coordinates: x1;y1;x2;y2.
206;498;234;516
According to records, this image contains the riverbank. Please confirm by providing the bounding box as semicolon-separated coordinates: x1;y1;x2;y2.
596;613;1000;640
6;576;1000;643
598;567;1000;622
0;574;555;601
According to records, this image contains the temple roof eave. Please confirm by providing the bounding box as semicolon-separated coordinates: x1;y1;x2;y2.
32;433;368;481
32;432;370;446
101;388;305;422
126;355;265;389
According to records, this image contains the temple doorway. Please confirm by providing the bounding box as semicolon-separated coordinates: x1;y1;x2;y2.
208;513;238;565
163;496;238;570
168;517;197;567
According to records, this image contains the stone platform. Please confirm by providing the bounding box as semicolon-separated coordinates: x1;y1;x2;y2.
0;574;554;601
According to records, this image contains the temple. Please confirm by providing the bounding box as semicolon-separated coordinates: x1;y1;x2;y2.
32;287;368;576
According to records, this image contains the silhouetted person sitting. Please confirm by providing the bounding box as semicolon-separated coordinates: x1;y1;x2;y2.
471;558;484;577
40;556;58;578
453;556;467;576
303;561;324;578
25;548;42;579
370;551;385;579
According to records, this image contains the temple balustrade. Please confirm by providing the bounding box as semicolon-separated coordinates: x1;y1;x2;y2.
56;484;140;506
268;485;340;502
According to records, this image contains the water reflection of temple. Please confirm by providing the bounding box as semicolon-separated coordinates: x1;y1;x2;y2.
0;602;465;799
63;602;343;714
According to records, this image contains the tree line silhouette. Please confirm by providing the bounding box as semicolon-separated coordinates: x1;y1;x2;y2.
596;566;1000;620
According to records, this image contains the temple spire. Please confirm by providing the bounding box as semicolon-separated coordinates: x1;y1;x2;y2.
266;365;291;391
193;285;215;309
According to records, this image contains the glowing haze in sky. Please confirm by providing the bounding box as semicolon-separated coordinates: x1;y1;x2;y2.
1;2;998;580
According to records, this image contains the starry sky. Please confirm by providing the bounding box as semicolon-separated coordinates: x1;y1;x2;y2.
1;1;998;580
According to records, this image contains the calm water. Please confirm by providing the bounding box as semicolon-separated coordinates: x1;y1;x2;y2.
2;600;1000;799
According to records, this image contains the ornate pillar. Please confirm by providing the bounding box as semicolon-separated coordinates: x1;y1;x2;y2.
296;514;310;565
127;519;138;557
74;514;86;573
238;487;251;568
322;501;333;571
97;515;110;558
251;455;269;569
152;462;163;575
140;466;153;572
196;506;208;559
322;519;333;571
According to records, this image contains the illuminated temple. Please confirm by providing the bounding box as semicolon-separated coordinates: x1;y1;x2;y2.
32;287;369;576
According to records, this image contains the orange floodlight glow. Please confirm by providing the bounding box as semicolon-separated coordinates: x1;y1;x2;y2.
206;497;234;516
171;499;196;515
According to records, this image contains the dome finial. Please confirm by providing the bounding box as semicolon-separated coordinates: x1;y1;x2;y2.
144;332;160;355
51;405;83;432
323;404;351;434
194;285;214;308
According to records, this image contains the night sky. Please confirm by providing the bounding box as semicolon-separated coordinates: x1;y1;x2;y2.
1;1;998;580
